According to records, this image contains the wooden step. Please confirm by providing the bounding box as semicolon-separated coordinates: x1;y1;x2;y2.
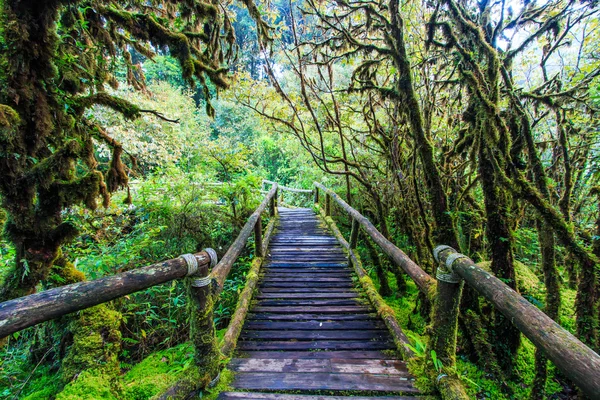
240;329;389;340
230;372;417;393
237;340;395;351
229;358;408;374
244;321;386;330
218;393;417;399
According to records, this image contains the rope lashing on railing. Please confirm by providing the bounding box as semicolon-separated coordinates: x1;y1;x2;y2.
181;248;218;287
180;253;199;276
205;248;218;269
208;371;221;388
433;245;467;283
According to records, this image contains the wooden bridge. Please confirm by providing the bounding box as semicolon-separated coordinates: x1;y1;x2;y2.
221;208;417;398
1;182;600;399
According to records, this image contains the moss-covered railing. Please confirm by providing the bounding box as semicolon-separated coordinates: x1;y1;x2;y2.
263;179;314;207
313;182;600;399
0;182;280;399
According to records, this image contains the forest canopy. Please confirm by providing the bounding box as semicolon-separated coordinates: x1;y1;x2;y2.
1;0;600;399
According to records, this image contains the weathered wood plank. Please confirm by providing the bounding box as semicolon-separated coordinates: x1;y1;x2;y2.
218;392;417;400
228;358;409;375
255;299;361;307
260;283;355;288
259;287;358;293
240;330;389;340
237;340;395;351
236;350;394;359
248;313;378;321
231;372;417;392
251;306;371;313
255;293;359;299
244;321;386;330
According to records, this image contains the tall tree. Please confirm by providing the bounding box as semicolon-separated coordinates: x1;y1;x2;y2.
0;0;269;302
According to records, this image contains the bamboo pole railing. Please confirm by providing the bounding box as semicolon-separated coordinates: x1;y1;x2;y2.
314;182;600;399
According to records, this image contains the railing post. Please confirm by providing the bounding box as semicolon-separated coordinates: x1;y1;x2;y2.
187;248;220;388
270;189;277;216
325;193;331;216
430;245;469;399
348;218;360;267
314;187;319;204
254;216;264;257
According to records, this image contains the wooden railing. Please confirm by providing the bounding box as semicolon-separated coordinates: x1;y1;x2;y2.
313;182;600;399
0;182;280;395
262;179;313;207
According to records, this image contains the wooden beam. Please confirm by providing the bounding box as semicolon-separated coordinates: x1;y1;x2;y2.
437;247;600;398
0;251;212;338
314;182;435;296
210;183;278;293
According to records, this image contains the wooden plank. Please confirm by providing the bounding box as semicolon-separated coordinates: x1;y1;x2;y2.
237;340;395;351
262;273;352;278
228;358;409;375
244;321;386;330
218;392;418;400
252;306;372;313
260;282;355;288
259;287;358;293
263;269;352;274
231;372;417;392
255;299;361;307
240;330;389;340
236;350;395;359
248;313;377;321
255;293;359;299
330;359;409;374
261;278;353;283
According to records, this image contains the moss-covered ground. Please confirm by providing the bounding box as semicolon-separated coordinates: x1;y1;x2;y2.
17;342;193;400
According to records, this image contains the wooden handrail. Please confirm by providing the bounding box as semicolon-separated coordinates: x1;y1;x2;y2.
263;180;312;193
313;182;600;398
314;182;436;295
436;247;600;398
210;183;278;293
0;251;212;338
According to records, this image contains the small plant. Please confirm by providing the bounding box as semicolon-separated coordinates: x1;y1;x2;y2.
430;350;443;373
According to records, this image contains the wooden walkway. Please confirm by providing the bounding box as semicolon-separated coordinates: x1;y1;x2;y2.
219;208;418;399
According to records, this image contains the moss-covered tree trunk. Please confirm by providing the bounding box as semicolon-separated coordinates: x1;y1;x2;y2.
478;131;520;373
364;235;392;297
387;0;460;251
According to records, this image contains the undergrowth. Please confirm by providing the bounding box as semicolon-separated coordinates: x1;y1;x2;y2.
364;248;577;399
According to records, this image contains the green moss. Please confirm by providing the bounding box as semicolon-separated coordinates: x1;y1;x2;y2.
201;368;235;400
122;342;195;400
19;366;63;400
477;260;540;295
61;304;122;383
56;370;119;400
